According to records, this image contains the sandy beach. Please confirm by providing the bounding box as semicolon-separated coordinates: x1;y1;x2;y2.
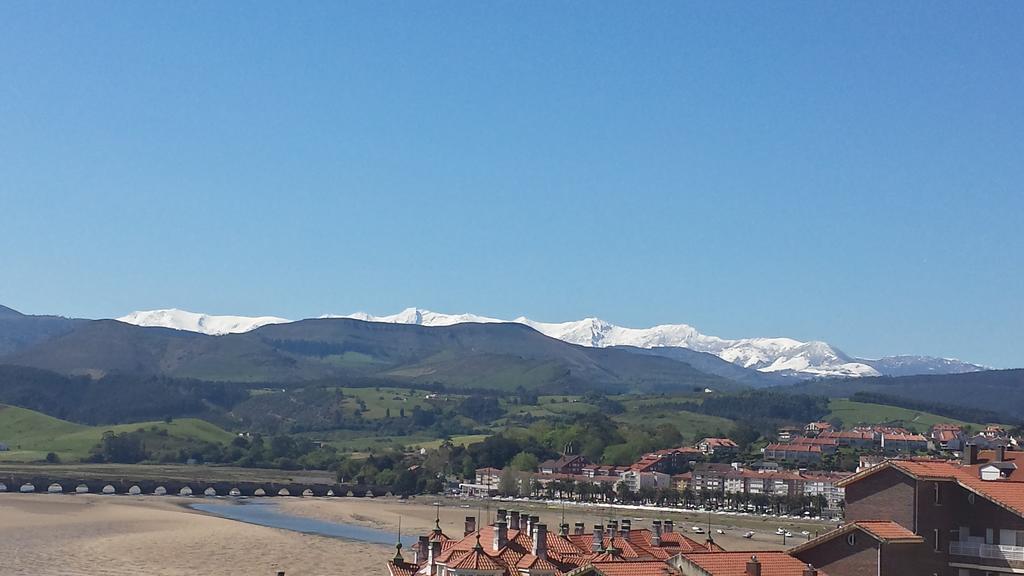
1;494;392;576
2;493;834;576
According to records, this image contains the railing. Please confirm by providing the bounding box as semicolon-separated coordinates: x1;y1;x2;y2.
950;541;1024;562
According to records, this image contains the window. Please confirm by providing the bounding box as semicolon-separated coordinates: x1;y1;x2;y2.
934;528;941;552
934;482;942;505
847;533;857;546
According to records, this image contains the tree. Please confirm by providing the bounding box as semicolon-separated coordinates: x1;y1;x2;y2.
729;422;760;451
45;452;60;463
509;451;539;472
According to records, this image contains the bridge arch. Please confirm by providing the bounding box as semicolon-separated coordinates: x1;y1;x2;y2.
76;484;89;493
20;483;35;493
154;486;167;495
101;484;116;495
179;486;193;496
129;485;142;495
47;483;63;493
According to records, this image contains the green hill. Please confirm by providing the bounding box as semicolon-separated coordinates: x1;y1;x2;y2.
826;398;984;433
1;317;742;393
0;404;234;463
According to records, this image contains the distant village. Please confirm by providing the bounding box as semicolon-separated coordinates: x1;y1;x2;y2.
397;420;1024;576
462;419;1015;523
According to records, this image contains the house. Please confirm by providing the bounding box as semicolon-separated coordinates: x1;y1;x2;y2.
698;438;739;456
790;437;839;455
776;427;803;443
930;425;965;451
539;454;589;475
762;443;823;465
631;447;701;475
671;551;824;576
387;510;719;576
818;430;876;449
879;433;928;453
789;444;1024;576
803;422;834;437
856;455;885;473
475;467;503;490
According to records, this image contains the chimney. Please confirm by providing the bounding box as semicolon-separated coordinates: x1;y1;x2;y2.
415;536;429;563
428;540;441;571
621;519;631;536
652;520;662;546
509;510;521;530
533;523;548;560
963;444;979;465
802;564;818;576
559;523;569;536
996;445;1006;463
493;520;508;551
664;520;674;533
496;509;507;524
464;516;476;536
529;515;540;536
746;554;762;576
574;522;585;536
592;525;604;552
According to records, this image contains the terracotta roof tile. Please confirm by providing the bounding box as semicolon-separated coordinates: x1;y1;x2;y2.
678;551;824;576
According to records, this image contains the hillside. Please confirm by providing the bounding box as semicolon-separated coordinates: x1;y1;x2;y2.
0;404;233;462
785;369;1024;423
1;317;742;393
825;398;986;434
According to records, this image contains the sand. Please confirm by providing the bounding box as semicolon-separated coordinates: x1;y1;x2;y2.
1;493;835;576
1;494;391;576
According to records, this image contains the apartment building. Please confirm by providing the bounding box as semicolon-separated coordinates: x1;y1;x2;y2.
791;445;1024;576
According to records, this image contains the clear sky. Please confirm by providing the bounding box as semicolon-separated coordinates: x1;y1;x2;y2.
1;3;1021;368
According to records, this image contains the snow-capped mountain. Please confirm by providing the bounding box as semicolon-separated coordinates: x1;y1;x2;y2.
343;309;879;378
116;307;987;379
116;309;289;335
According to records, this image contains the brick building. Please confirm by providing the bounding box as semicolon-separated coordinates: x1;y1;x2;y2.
790;445;1024;575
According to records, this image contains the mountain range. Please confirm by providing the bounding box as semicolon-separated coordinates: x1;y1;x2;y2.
117;307;986;380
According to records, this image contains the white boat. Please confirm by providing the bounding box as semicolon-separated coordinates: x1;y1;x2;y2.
743;531;754;539
691;526;705;534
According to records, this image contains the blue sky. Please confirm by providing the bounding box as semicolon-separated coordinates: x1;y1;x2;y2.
1;2;1021;367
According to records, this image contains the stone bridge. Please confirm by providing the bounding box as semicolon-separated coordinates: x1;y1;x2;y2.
0;474;391;498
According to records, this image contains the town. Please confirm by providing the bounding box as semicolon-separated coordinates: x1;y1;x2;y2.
391;419;1023;575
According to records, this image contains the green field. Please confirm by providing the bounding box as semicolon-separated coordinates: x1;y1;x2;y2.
0;404;234;463
613;407;734;441
826;398;985;433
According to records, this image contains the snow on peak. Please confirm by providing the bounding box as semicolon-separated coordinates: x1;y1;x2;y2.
332;307;504;327
116;309;290;335
115;306;985;380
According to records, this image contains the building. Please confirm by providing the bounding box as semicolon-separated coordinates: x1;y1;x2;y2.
817;430;876;450
618;470;670;493
0;442;8;451
671;551;824;576
790;445;1024;576
776;427;803;443
698;438;739;456
803;422;834;437
631;447;702;475
879;432;928;453
475;467;503;490
386;510;720;576
790;437;839;455
762;443;823;465
539;455;589;475
931;426;966;452
799;471;851;514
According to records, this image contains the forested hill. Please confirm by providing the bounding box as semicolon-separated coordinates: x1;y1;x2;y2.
783;369;1024;423
0;316;743;394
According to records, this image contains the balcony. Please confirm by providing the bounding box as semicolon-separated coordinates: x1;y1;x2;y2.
950;541;1024;570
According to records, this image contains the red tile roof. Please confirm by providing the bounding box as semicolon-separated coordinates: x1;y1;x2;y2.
764;443;822;453
839;450;1024;518
789;520;924;557
678;551;825;576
